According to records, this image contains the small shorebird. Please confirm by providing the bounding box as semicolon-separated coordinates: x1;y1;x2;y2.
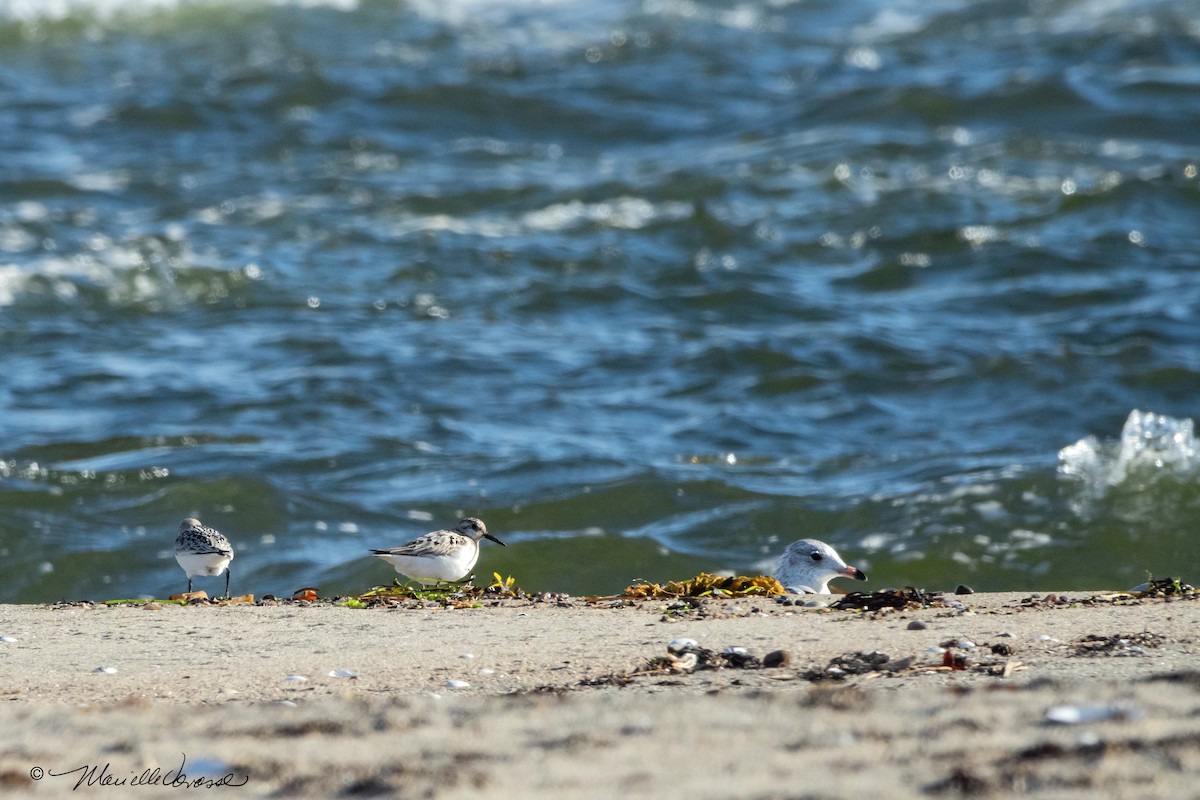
370;517;504;585
174;518;235;597
774;538;867;594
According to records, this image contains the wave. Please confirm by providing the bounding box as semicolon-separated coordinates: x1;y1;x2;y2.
1059;409;1199;497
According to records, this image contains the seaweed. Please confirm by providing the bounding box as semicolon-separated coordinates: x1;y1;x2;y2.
831;586;945;612
595;573;785;602
350;572;527;608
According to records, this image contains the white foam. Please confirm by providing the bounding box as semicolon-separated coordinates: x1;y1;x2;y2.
1059;409;1199;495
0;0;358;23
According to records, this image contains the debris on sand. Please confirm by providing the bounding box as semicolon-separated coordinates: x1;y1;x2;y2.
597;573;786;602
832;587;947;612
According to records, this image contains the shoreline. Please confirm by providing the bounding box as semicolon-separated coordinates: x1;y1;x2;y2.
1;591;1197;797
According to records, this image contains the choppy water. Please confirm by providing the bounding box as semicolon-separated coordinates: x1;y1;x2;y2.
1;0;1199;602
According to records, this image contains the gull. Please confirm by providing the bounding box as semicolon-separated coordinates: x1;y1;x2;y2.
774;538;867;594
174;518;234;597
370;517;504;585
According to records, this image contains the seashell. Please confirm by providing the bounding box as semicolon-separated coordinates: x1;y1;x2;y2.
93;667;118;674
667;638;699;654
1046;704;1143;725
445;679;470;689
283;675;308;682
328;669;358;678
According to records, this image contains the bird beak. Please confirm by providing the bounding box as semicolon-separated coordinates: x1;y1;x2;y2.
485;533;506;547
841;565;867;581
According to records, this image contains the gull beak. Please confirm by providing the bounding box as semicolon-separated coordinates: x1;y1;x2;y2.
485;533;506;547
841;565;867;581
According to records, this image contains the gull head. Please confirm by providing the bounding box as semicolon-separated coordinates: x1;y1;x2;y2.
774;538;867;594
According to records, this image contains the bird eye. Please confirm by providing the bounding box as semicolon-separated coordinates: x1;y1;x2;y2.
810;552;823;562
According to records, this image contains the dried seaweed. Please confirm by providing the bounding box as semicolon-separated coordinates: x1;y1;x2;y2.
352;572;528;608
602;573;786;602
1072;632;1167;656
831;586;945;612
1137;577;1196;598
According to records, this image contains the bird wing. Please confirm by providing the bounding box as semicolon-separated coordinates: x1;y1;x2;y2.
177;525;233;557
374;531;466;558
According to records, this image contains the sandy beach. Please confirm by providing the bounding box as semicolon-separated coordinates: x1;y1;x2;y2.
0;589;1197;798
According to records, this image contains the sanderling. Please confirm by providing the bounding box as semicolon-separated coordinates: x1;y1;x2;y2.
370;517;504;585
174;518;235;597
774;538;867;594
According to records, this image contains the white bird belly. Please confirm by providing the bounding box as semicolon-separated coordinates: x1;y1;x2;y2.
175;552;232;578
376;548;478;583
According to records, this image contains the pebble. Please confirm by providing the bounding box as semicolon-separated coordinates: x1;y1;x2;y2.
93;667;118;674
283;675;308;683
762;650;790;668
445;680;470;689
0;636;16;643
954;585;975;595
906;620;927;630
668;638;699;654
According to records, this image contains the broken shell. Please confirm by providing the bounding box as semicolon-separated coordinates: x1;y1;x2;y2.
93;667;118;674
283;675;308;683
670;652;699;673
722;646;749;657
445;679;471;689
328;669;358;678
0;636;16;643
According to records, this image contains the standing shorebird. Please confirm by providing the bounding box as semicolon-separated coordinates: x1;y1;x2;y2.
774;538;867;594
174;518;235;597
370;517;504;585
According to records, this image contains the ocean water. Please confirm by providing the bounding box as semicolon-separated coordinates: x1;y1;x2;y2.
1;0;1198;602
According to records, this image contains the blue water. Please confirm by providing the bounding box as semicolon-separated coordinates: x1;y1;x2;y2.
1;0;1199;602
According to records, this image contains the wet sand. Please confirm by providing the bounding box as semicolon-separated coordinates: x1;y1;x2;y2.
0;591;1196;798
